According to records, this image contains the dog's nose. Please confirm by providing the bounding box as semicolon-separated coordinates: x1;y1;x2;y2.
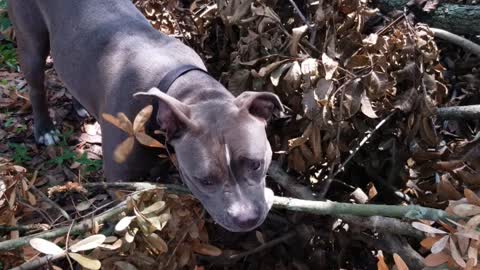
227;202;261;229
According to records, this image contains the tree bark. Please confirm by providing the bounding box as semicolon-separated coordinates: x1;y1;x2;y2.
374;0;480;36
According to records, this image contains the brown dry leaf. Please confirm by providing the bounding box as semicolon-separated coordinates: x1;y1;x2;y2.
465;189;480;207
102;113;134;135
466;258;476;270
466;215;480;231
393;253;409;270
147;233;168;254
437;178;463;201
377;253;389;270
450;237;467;268
290;25;308;57
335;78;363;120
453;204;480;217
457;170;480;186
68;253;101;270
258;60;290;78
468;240;478;266
135;132;164;148
421;236;442;249
431;235;449;254
133;105;153;133
113;137;135;164
270;62;293;86
192;243;222;256
322;53;338;80
423;252;450;267
432;160;464;172
360;90;379;118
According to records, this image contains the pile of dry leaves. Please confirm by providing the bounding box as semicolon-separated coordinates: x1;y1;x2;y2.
1;0;480;269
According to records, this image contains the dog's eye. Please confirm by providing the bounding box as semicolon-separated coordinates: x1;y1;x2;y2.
245;159;262;171
199;178;215;186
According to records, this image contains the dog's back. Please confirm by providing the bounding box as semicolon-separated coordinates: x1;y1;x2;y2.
8;0;204;118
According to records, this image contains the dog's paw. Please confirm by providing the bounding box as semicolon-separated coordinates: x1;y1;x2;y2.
36;129;61;145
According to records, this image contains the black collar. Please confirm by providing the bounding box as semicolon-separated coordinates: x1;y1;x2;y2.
157;64;209;93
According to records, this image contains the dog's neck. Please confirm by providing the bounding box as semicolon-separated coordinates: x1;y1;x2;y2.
165;69;234;104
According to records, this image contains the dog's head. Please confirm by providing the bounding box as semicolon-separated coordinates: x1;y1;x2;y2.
135;87;282;232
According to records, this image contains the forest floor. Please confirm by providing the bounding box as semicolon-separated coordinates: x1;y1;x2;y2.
1;0;480;269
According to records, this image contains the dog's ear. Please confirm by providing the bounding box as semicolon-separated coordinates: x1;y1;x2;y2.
134;87;198;138
234;91;284;121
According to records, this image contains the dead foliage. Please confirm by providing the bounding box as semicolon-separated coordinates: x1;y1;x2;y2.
1;0;480;269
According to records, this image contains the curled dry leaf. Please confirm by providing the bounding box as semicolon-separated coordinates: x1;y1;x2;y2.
29;238;65;255
411;222;447;235
69;234;106;252
290;25;308;57
68;252;102;270
270;62;293;86
114;137;135;164
393;253;409;270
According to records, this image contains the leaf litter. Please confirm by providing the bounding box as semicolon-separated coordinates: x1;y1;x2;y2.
1;0;480;269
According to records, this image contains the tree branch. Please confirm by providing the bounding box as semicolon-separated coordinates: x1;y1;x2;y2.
436;105;480;120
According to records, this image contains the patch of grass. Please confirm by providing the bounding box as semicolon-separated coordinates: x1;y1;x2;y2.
8;143;31;164
0;43;18;71
48;148;76;166
76;152;103;173
47;130;102;173
3;116;14;128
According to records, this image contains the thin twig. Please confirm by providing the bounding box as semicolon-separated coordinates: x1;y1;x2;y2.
319;111;396;198
287;0;309;26
334;111;395;178
29;185;72;221
65;221;75;270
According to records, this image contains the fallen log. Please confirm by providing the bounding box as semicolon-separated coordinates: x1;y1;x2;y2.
374;0;480;36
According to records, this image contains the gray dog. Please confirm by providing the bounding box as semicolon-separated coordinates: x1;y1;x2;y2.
7;0;283;232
